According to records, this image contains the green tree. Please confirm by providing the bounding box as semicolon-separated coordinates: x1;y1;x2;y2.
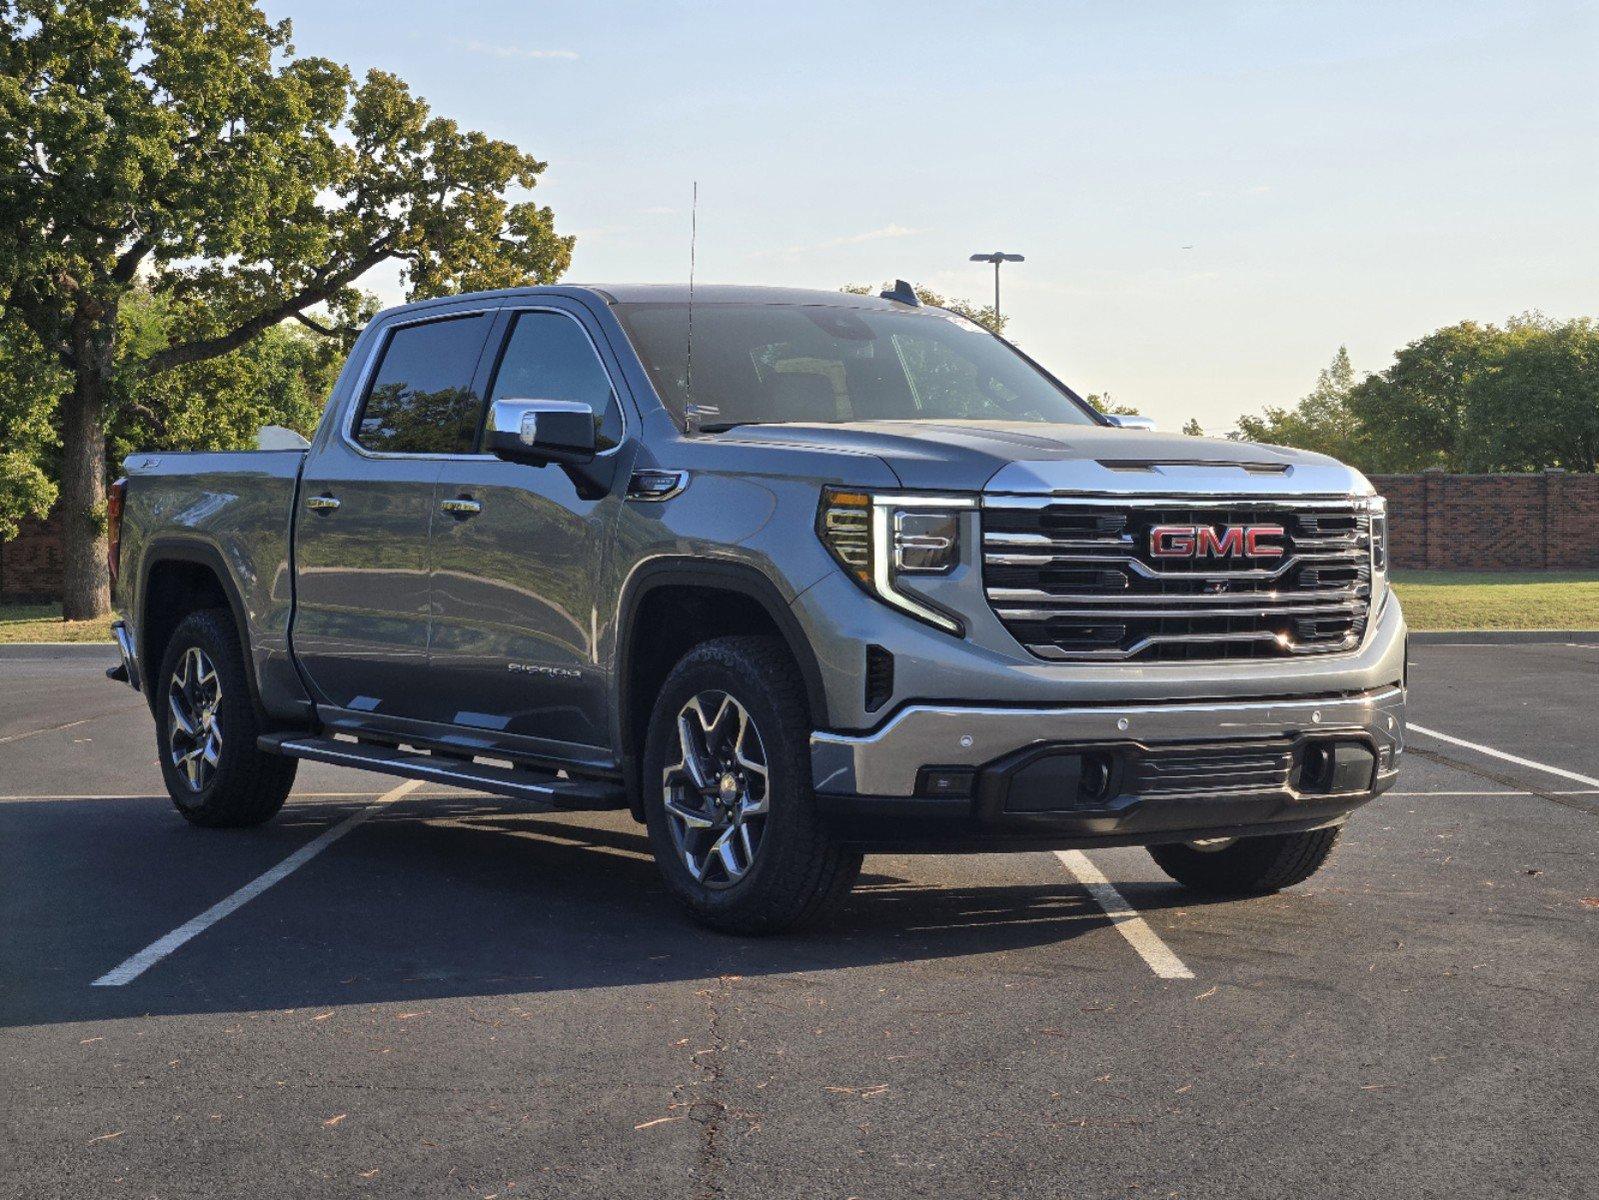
1460;316;1599;472
843;283;1009;336
1343;323;1497;472
1085;393;1142;417
1181;418;1205;436
0;318;65;538
0;0;572;617
1232;347;1362;461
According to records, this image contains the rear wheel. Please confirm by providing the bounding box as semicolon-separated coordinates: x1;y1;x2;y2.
155;607;296;827
1147;826;1341;894
642;636;861;934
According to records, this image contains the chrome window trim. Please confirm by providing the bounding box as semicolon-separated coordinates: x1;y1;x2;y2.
339;304;630;463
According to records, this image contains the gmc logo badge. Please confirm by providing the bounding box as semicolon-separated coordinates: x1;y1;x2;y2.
1150;524;1285;559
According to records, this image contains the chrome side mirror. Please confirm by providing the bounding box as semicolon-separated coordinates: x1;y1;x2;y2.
1103;413;1156;431
486;398;598;465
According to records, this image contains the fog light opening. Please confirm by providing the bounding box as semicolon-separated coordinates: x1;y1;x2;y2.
1078;752;1115;805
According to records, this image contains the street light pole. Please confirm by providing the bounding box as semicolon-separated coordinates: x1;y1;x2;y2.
968;251;1025;322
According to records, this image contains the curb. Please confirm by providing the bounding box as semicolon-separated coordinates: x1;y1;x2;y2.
1410;630;1599;645
0;642;118;659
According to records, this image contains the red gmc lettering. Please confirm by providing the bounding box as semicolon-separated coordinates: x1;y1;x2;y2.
1149;523;1285;559
1149;525;1195;557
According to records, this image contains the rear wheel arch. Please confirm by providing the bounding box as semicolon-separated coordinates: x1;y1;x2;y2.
138;540;262;720
615;560;829;817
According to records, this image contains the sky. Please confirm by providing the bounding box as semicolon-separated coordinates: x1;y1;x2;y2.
263;0;1599;433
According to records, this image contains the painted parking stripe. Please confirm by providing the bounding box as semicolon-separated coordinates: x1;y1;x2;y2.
1055;850;1194;980
1409;724;1599;790
0;717;95;745
92;779;422;987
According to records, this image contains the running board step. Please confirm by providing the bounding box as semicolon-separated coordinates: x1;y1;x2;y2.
257;734;626;810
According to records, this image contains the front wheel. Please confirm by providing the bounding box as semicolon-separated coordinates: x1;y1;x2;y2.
1147;826;1342;894
641;636;861;935
155;607;296;827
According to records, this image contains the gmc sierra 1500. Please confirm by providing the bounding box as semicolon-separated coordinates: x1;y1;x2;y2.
107;283;1405;933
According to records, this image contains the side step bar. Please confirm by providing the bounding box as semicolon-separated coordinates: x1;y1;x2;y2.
257;733;627;811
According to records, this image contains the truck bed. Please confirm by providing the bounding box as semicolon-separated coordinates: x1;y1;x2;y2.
116;449;309;718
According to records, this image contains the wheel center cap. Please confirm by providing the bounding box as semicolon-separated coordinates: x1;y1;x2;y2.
717;773;740;802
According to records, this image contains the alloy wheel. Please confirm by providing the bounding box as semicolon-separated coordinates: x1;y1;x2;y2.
167;646;223;793
661;691;770;889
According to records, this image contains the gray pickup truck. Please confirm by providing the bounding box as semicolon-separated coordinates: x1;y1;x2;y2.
107;282;1406;932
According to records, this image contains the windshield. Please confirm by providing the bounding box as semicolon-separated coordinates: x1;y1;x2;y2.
612;301;1098;429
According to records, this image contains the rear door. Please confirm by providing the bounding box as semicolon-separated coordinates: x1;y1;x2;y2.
424;302;630;755
291;308;497;718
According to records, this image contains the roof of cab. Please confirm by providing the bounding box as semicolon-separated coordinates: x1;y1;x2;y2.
376;283;917;321
578;283;906;309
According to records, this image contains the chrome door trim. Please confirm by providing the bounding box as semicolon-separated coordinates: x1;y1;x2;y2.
338;307;502;463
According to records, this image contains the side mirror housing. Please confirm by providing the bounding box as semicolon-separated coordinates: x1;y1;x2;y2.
486;398;598;465
1103;413;1157;431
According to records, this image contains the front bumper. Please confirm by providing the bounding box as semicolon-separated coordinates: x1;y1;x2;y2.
810;686;1404;850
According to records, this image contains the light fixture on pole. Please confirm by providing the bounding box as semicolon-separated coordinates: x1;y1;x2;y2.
969;251;1025;321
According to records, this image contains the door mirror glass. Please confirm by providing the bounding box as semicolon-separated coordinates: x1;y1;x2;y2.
486;398;598;465
1103;413;1156;431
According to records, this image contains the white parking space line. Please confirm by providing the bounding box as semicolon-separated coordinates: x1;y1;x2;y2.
91;779;422;987
1055;850;1194;980
0;789;463;803
0;717;94;745
1409;724;1599;790
1389;790;1599;797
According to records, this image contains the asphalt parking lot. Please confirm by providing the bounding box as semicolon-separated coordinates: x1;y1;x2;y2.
3;639;1596;1199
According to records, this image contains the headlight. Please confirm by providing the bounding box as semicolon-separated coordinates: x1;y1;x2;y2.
817;488;976;634
1368;495;1388;574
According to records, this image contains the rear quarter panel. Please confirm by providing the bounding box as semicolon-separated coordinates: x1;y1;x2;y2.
117;450;310;720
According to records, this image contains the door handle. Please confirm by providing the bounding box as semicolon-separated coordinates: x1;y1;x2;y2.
440;497;482;518
305;494;340;512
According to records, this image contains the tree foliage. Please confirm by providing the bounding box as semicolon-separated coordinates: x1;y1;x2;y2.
1234;319;1599;473
0;0;572;615
842;283;1008;336
1232;346;1362;462
1085;393;1142;417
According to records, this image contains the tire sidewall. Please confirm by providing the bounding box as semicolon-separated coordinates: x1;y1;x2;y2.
641;640;819;923
155;609;255;818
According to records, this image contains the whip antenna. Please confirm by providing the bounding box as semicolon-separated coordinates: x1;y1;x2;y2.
683;180;717;434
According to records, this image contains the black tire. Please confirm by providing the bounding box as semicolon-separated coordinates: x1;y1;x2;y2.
154;607;296;828
1147;826;1341;895
641;635;862;935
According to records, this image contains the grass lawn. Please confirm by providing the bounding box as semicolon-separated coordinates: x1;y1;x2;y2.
2;572;1596;642
1391;570;1599;631
0;603;116;644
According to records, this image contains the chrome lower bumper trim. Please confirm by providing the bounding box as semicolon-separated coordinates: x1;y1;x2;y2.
811;686;1405;797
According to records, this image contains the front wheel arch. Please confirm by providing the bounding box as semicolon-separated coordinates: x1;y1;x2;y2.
614;560;829;815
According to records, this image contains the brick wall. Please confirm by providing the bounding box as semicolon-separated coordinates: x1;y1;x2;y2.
0;509;64;602
1371;473;1599;570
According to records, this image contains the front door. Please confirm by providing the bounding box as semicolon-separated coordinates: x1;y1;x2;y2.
291;309;497;718
426;304;629;756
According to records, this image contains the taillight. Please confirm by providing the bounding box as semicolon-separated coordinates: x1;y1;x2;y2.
107;477;127;586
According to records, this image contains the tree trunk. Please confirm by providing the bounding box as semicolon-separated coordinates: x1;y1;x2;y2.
59;363;110;621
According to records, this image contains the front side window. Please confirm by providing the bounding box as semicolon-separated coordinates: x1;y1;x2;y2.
488;311;623;449
612;302;1096;429
353;314;493;454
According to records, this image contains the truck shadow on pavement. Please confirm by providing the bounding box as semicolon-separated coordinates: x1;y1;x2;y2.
3;794;1229;1029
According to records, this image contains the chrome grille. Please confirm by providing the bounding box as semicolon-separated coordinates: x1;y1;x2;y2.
982;496;1372;662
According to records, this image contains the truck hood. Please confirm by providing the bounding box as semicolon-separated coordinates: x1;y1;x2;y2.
706;420;1372;497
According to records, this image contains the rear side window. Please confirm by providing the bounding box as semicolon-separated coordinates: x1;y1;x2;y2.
489;311;623;450
354;314;493;454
